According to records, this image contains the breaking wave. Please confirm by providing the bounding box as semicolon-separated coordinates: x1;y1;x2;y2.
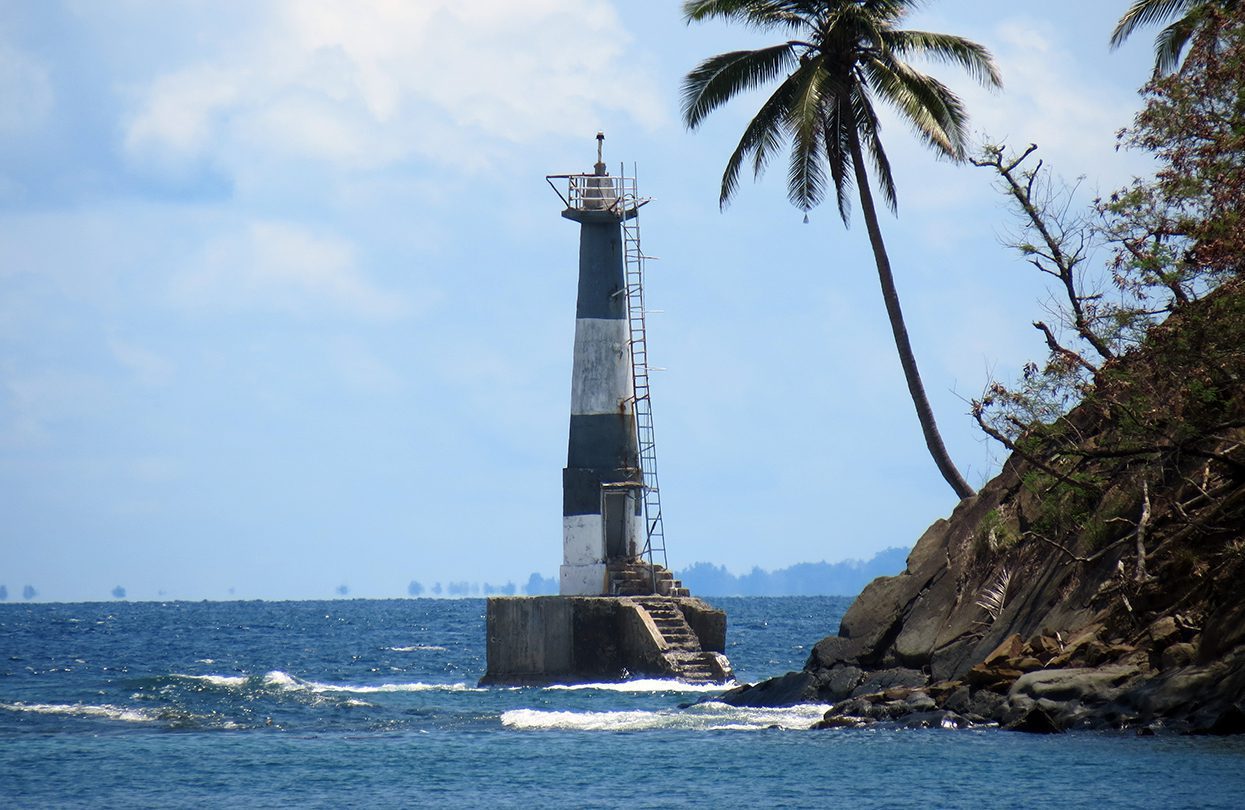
170;670;480;695
386;645;447;652
500;702;831;732
1;701;158;724
175;673;249;688
0;701;240;729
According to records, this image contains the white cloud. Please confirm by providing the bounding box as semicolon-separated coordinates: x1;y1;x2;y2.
173;221;406;319
0;42;53;134
122;0;665;178
953;21;1147;186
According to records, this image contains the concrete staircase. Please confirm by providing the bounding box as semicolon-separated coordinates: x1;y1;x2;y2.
633;596;731;684
608;560;689;597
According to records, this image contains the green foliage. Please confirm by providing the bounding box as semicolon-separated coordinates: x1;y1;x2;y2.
975;507;1019;557
1022;470;1102;542
975;7;1245;459
680;0;1001;216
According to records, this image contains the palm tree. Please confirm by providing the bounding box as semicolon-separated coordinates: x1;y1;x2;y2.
681;0;1000;501
1111;0;1241;74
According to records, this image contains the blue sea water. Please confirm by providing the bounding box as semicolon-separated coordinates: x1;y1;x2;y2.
2;596;1243;808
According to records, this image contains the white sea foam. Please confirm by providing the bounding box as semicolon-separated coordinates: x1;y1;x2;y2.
386;645;447;652
176;673;248;688
0;701;158;724
261;670;301;689
304;679;483;694
500;702;831;732
249;671;480;695
544;679;735;694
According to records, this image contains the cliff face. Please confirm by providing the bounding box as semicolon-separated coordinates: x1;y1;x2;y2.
723;281;1245;733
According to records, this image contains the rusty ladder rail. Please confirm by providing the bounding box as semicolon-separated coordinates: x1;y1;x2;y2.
619;164;667;588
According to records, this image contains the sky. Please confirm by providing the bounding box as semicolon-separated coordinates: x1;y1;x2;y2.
1;1;1161;601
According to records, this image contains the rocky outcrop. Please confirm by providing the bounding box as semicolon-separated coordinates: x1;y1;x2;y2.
719;283;1245;733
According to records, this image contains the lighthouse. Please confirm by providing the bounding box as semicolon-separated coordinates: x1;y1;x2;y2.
556;133;645;596
480;135;732;686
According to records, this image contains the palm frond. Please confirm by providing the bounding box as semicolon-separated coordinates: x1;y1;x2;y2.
864;58;966;159
682;44;798;130
683;0;812;31
716;67;809;208
785;63;830;211
823;98;855;222
886;29;1002;88
975;568;1012;623
1111;0;1196;48
1153;13;1201;72
850;82;897;213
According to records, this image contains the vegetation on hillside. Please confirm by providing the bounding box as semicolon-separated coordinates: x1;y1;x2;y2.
965;5;1245;624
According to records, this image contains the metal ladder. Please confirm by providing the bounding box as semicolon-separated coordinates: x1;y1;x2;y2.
618;166;667;575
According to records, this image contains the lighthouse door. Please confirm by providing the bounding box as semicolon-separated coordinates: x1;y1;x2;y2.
603;491;629;559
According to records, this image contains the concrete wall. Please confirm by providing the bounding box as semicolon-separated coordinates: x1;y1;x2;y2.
483;596;575;681
482;596;731;686
482;596;668;685
677;598;727;654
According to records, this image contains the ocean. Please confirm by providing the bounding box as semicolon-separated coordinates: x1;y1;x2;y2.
2;596;1243;808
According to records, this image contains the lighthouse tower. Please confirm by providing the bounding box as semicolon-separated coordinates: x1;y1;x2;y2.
479;135;733;685
554;134;645;596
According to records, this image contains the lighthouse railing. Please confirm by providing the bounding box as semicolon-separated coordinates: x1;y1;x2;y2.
546;173;641;218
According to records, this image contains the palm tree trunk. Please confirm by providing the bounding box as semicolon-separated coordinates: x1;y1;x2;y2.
847;128;975;500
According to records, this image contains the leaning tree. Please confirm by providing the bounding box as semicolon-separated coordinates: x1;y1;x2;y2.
682;0;1001;500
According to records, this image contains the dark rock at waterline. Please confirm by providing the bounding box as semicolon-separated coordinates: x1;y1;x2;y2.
1006;708;1064;734
1192;706;1245;736
716;670;820;708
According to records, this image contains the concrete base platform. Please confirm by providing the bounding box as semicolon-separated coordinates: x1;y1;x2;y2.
480;595;732;686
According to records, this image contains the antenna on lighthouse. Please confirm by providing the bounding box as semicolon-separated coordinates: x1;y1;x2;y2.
595;132;606;176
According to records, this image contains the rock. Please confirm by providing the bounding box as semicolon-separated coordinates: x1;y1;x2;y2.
838;575;919;661
1014;656;1046;673
1031;634;1062;659
1048;624;1103;667
1199;706;1245;736
828;697;874;717
1148;616;1179;648
892;569;957;668
929;634;980;681
1011;665;1141;706
926;679;963;702
813;713;871;730
904;518;952;579
806;636;863;670
1198;601;1245;663
905;692;937;712
899;709;965;729
966;688;1007;719
1006;708;1064;734
850;667;929;698
1161;642;1198;670
983;633;1024;666
815;665;864;702
966;663;1024;692
941;685;972;714
715;670;816;708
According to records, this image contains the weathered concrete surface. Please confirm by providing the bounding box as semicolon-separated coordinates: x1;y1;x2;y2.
481;595;730;686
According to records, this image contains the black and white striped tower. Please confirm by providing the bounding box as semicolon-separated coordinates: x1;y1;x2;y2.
556;134;643;596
